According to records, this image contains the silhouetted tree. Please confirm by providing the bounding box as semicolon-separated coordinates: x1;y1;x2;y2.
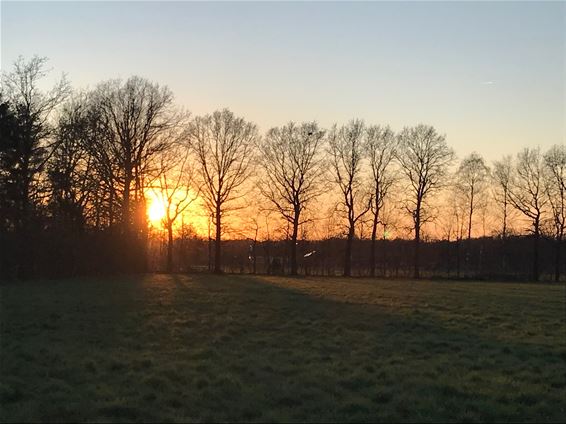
491;154;516;273
91;76;180;232
0;97;23;278
544;145;566;281
79;103;120;230
150;145;199;272
456;153;490;240
0;98;21;231
508;148;548;282
328;119;371;277
364;125;397;277
1;56;70;277
397;124;454;279
442;181;467;278
492;155;514;238
189;109;257;273
89;76;182;270
48;94;97;232
258;121;326;275
1;57;70;228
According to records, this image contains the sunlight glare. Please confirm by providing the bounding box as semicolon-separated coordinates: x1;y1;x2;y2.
148;197;166;224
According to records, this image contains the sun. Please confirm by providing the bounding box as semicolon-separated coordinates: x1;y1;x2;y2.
148;197;166;224
144;188;209;236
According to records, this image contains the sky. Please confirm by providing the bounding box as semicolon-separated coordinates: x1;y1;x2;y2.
2;0;565;162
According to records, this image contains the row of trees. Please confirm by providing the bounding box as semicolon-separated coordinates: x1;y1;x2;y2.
1;57;564;281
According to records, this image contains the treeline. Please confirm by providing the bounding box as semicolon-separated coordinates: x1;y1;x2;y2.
152;236;559;281
1;57;564;281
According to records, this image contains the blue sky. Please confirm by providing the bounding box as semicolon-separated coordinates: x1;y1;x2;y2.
2;1;565;161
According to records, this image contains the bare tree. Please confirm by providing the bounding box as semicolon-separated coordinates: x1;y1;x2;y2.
455;152;490;240
447;177;469;278
150;145;199;273
491;154;517;274
72;98;121;230
364;125;397;277
48;94;97;231
543;145;566;281
328;119;371;277
492;155;514;238
397;124;454;279
258;121;326;275
188;109;258;273
91;76;181;233
83;77;185;273
508;147;548;282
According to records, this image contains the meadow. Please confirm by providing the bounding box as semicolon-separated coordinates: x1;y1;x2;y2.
0;274;565;422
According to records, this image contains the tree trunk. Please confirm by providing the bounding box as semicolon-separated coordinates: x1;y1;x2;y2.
109;189;115;227
467;187;474;240
533;220;540;282
344;224;354;277
556;238;563;282
167;222;173;273
414;204;421;279
207;214;212;272
502;197;508;239
500;229;510;278
252;241;257;275
214;204;222;274
370;213;378;278
290;217;299;275
414;231;420;279
456;238;461;279
207;236;212;272
123;167;132;232
466;188;475;276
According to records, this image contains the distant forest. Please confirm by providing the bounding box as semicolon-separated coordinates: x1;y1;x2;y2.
1;57;564;281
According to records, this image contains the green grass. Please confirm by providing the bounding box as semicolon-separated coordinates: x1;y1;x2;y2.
1;274;565;422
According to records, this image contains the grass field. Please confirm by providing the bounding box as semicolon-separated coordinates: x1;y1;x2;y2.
1;274;565;422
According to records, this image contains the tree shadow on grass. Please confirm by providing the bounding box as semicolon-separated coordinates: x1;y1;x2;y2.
0;273;564;422
157;273;566;422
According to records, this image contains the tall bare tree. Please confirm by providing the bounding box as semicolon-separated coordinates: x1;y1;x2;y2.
150;145;199;273
397;124;454;279
48;94;97;231
543;145;566;281
91;76;180;233
85;76;184;272
188;109;257;273
364;125;397;277
492;155;514;238
258;121;326;275
455;152;490;240
508;147;548;282
439;184;467;278
328;119;371;277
